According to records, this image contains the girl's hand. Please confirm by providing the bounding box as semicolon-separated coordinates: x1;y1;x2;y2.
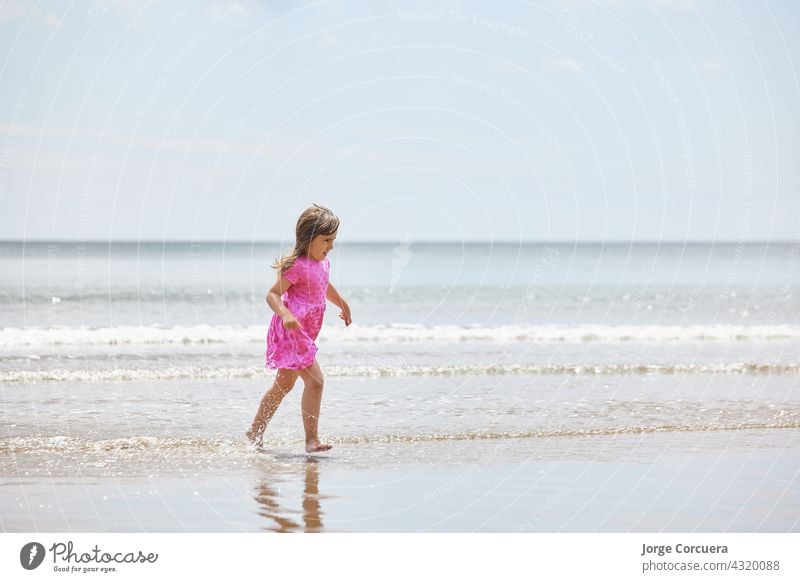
282;312;300;330
339;301;352;327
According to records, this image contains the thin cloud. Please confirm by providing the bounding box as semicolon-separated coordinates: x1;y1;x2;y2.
0;0;61;27
491;60;527;74
0;123;436;164
547;56;582;72
320;33;341;47
548;0;698;11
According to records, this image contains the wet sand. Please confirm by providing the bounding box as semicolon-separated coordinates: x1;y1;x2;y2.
2;428;797;532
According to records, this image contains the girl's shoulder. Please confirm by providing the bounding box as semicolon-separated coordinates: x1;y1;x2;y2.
282;255;309;282
284;255;328;277
290;255;308;266
302;255;328;268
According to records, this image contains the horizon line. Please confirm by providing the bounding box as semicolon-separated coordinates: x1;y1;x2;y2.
0;238;796;245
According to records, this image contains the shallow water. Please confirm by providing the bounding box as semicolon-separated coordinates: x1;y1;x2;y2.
2;372;798;477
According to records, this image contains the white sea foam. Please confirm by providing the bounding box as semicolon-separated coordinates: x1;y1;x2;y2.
2;361;798;384
2;323;799;347
3;422;799;454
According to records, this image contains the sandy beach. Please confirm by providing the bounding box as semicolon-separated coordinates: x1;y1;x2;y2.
3;429;797;533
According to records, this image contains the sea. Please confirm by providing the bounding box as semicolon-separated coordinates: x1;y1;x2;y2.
1;240;798;531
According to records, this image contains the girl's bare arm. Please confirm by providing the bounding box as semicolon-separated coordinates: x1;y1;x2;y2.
325;281;345;308
266;276;299;329
326;282;352;326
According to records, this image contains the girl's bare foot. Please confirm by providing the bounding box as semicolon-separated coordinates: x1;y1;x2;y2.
305;439;332;453
246;427;263;448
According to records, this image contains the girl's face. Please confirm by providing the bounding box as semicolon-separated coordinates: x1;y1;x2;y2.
307;232;336;261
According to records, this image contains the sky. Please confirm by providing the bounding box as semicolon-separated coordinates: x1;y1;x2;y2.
0;0;798;242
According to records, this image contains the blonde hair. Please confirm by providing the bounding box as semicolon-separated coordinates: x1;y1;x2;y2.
274;204;340;274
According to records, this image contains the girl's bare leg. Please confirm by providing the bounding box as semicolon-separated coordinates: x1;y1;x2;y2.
297;360;332;453
247;368;299;446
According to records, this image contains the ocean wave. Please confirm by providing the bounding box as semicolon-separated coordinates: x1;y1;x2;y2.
3;361;799;384
2;323;800;347
0;325;257;347
0;435;225;453
3;422;799;454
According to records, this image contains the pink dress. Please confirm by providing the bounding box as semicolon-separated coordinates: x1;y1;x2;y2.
266;255;329;370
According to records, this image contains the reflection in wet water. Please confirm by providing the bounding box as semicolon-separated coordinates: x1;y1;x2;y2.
255;457;326;532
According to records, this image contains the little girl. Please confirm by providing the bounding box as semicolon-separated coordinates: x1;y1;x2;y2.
247;204;351;453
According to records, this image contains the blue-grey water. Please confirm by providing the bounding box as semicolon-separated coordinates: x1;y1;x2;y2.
3;240;799;327
1;240;798;381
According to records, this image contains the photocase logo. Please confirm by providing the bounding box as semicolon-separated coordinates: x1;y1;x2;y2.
20;542;46;570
